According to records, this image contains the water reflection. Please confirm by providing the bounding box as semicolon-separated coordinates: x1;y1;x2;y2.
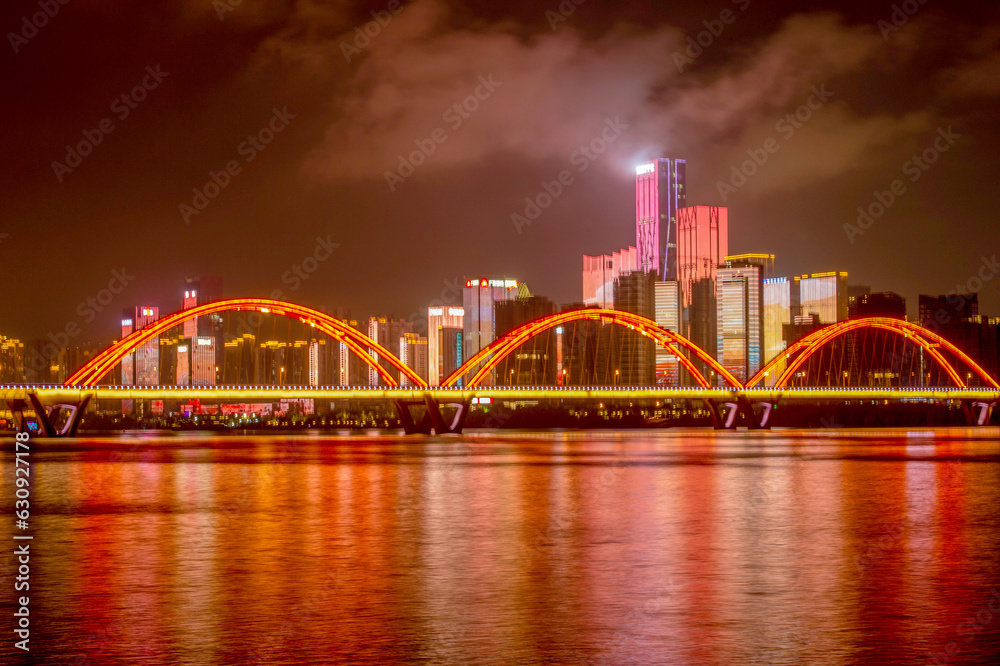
3;429;999;665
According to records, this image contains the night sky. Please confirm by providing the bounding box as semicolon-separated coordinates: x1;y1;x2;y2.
3;0;999;342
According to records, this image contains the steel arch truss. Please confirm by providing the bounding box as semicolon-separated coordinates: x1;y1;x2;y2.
746;317;1000;389
443;308;743;388
65;298;426;387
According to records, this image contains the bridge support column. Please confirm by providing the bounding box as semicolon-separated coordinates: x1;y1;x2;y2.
5;399;27;433
25;393;57;437
962;400;997;427
394;400;433;435
19;392;93;437
705;399;741;430
750;399;778;430
428;396;472;435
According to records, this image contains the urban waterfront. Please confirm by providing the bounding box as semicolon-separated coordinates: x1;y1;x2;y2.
4;428;1000;665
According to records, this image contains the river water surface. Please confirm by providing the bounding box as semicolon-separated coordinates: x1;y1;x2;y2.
3;428;1000;665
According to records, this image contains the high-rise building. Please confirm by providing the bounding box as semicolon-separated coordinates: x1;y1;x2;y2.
399;332;429;386
918;293;999;382
177;336;216;386
716;265;763;384
438;327;464;385
613;271;656;385
677;206;729;308
849;292;906;319
182;276;223;338
763;277;800;363
635;159;687;279
653;281;681;385
0;336;24;383
583;246;638;308
367;317;414;386
121;306;159;385
724;254;774;279
462;279;523;383
799;272;849;324
494;296;558;386
919;293;978;324
427;306;464;385
308;341;322;386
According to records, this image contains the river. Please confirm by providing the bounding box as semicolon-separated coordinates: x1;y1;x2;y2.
3;428;1000;665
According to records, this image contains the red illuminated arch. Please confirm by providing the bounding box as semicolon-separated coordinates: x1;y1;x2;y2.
443;308;743;388
746;317;999;389
64;298;426;387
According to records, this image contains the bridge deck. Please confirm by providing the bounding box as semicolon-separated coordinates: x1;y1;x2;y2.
2;385;999;402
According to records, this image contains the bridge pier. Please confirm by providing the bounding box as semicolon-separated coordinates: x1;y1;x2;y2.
424;396;471;435
961;400;997;427
15;392;92;437
394;399;434;435
394;396;471;435
706;396;768;430
750;399;778;429
706;399;741;430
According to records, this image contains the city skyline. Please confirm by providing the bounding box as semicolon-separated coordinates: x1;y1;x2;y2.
3;0;1000;343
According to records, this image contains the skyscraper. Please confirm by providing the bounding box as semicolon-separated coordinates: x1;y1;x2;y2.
799;272;849;324
367;317;413;386
849;292;906;319
182;276;223;338
177;336;215;386
121;306;159;385
716;264;763;384
494;295;558;386
677;206;729;308
763;277;800;363
427;306;464;385
582;246;638;308
613;271;656;385
462;279;523;378
398;332;429;386
635;159;686;279
653;281;681;385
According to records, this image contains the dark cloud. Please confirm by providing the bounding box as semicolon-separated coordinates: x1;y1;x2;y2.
2;0;999;339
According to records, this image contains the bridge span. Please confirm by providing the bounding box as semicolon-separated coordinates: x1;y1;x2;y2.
3;385;997;436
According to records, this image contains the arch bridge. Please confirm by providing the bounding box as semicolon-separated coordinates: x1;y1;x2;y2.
2;302;997;435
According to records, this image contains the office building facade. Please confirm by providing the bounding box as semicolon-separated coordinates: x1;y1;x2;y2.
799;272;849;324
653;281;682;385
763;277;800;364
427;306;464;385
635;159;687;279
716;265;763;384
583;246;638;308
